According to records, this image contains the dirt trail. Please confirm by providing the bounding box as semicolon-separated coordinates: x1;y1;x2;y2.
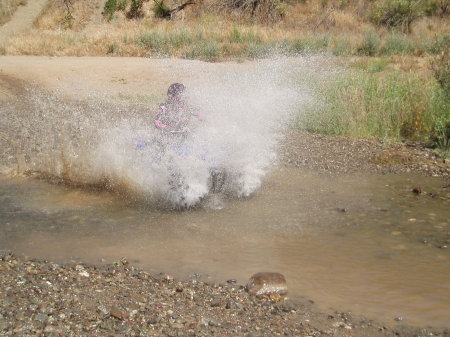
0;0;48;47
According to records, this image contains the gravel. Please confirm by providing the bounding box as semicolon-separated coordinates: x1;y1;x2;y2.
1;252;449;337
280;130;450;179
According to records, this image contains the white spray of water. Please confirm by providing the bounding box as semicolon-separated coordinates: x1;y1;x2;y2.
1;58;315;208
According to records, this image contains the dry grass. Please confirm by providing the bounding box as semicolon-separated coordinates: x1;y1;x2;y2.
0;0;27;26
34;0;100;31
3;0;449;59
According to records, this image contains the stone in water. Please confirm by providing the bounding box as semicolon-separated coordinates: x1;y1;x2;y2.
246;272;288;296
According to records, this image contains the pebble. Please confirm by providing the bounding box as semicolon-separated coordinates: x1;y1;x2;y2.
332;321;352;329
97;305;109;316
34;313;48;323
110;307;129;320
0;252;446;337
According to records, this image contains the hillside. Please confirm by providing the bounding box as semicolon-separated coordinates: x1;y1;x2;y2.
0;0;448;59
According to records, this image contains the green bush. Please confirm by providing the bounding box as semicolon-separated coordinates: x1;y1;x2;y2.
137;30;193;55
431;49;450;96
127;0;143;19
117;0;127;11
331;37;353;56
296;69;449;143
292;34;330;53
423;0;449;16
370;0;424;32
423;35;450;54
103;0;117;21
357;30;380;56
152;0;171;18
184;41;220;61
229;26;261;44
381;32;415;55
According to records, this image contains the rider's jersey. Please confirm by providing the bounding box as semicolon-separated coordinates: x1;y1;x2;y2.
154;98;192;132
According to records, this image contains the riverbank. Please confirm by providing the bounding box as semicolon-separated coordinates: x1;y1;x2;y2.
1;252;448;337
280;129;450;179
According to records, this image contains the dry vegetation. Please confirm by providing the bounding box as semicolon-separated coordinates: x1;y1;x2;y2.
1;0;447;59
1;0;448;151
0;0;27;26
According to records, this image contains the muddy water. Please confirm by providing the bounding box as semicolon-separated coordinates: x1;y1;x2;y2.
0;169;449;327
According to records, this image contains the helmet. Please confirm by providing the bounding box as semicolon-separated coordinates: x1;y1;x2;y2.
167;83;186;97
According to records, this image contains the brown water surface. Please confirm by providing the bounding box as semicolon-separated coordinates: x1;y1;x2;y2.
0;169;449;327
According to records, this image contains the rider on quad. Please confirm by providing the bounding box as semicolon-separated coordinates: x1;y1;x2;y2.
154;83;200;134
153;83;225;196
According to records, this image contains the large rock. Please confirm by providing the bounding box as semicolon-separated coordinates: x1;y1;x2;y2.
246;272;288;296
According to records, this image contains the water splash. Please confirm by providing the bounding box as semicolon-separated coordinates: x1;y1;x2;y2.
0;58;314;208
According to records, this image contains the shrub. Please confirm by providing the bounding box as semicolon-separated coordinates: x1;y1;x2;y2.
152;0;171;18
229;26;261;44
292;34;330;54
213;0;287;22
381;31;414;55
127;0;143;19
61;12;74;29
370;0;424;32
357;30;380;56
431;48;450;96
331;37;353;56
424;0;449;16
107;43;119;54
423;35;450;54
137;32;174;55
137;30;193;55
296;69;449;143
117;0;127;11
184;41;220;61
103;0;117;21
430;88;450;153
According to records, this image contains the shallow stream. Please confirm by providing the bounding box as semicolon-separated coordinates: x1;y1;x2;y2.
1;169;449;327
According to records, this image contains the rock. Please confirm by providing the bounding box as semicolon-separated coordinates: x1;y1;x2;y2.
412;187;422;194
34;313;48;323
246;272;288;296
332;321;352;329
200;317;209;327
75;265;90;277
159;273;174;282
97;305;109;316
210;301;220;307
110;307;129;320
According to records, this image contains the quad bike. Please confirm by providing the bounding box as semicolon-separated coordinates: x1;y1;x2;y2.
135;129;227;207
